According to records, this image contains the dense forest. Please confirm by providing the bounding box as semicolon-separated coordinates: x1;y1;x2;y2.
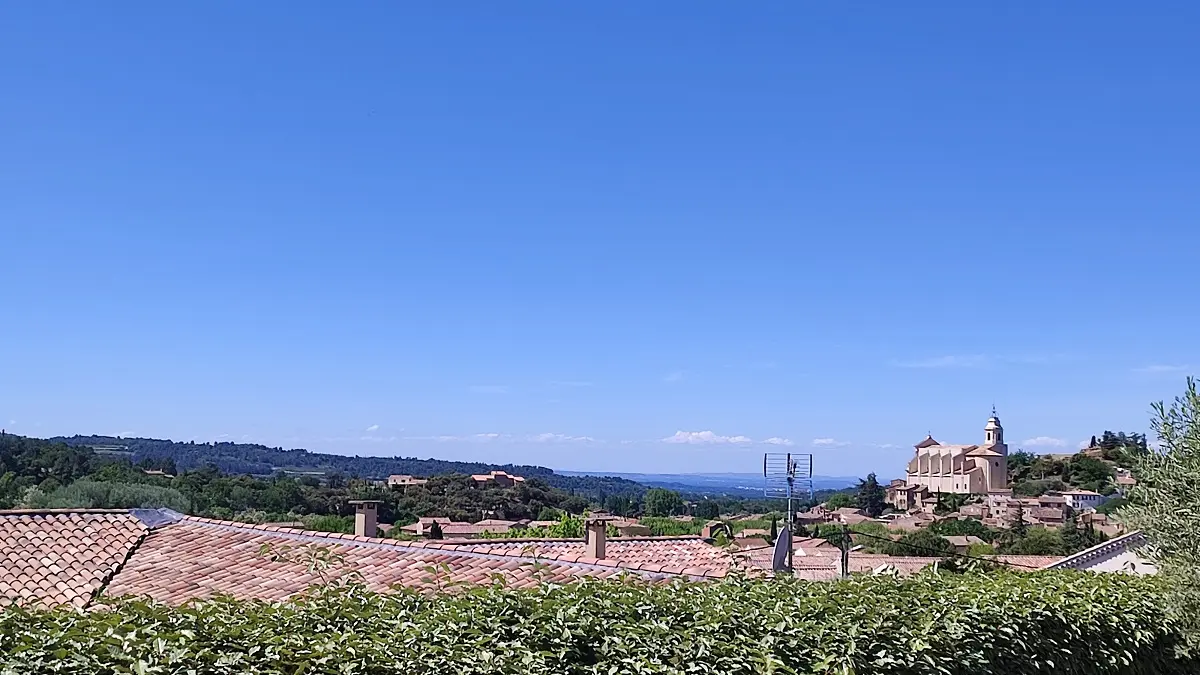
49;434;646;500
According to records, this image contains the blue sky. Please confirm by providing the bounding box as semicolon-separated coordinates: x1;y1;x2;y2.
2;3;1198;476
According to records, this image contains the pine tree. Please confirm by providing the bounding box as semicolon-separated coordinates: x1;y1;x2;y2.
1011;501;1028;539
856;473;886;518
1061;509;1087;553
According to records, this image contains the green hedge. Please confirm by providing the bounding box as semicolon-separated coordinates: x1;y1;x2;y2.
0;572;1192;674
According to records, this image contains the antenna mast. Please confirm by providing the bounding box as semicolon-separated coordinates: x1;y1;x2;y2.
764;452;813;573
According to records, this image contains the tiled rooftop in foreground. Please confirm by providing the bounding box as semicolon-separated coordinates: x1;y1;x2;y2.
0;509;731;608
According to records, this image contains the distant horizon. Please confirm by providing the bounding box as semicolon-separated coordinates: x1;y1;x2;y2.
16;427;1090;482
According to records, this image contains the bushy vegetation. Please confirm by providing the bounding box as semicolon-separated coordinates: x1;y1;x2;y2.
23;479;192;512
639;516;704;536
1123;378;1200;653
0;573;1192;674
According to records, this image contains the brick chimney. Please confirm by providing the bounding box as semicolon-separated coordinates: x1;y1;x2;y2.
584;511;615;559
348;500;381;538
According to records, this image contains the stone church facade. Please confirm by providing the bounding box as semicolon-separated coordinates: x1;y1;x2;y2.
904;413;1009;495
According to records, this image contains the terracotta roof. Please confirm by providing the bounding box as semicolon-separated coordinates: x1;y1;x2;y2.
435;536;732;573
1042;531;1149;571
985;555;1065;569
0;510;148;608
943;535;985;547
474;519;519;527
0;510;729;608
440;522;513;536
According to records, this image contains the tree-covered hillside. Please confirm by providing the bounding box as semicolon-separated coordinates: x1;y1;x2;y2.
49;434;645;499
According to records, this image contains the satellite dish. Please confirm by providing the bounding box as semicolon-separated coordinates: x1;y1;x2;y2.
771;525;791;571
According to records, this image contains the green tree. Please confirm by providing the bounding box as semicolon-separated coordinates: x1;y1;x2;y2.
1123;378;1200;653
604;494;633;517
934;492;969;515
1010;501;1028;539
823;492;856;510
966;542;997;556
887;529;955;557
693;500;719;520
1096;496;1128;515
642;488;684;517
1001;527;1063;555
930;518;994;542
856;473;886;518
536;506;563;521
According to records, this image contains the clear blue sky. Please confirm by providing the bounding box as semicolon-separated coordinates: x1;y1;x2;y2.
3;3;1198;476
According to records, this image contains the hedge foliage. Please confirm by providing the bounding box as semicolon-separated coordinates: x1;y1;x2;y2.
0;572;1193;675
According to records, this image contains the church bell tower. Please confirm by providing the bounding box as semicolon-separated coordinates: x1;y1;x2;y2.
984;407;1004;447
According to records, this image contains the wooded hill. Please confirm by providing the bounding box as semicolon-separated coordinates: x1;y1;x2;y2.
49;434;646;499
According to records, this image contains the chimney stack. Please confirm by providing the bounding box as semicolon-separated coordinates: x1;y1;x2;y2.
584;511;615;559
349;500;382;538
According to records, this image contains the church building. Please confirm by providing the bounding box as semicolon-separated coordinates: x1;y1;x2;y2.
904;412;1009;495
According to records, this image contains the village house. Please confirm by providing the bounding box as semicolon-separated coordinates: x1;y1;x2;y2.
904;412;1010;495
1060;489;1107;511
1114;468;1137;495
885;480;932;512
398;516;452;537
470;470;525;487
943;535;987;554
387;474;429;488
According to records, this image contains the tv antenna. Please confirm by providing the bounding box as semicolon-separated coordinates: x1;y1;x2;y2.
763;452;813;573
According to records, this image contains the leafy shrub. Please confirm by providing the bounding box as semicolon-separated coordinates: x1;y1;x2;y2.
930;518;996;542
25;479;190;512
0;572;1193;674
639;516;703;536
885;528;956;557
303;514;354;534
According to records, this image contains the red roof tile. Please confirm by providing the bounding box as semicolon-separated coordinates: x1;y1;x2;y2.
435;536;732;573
102;518;724;604
0;511;147;608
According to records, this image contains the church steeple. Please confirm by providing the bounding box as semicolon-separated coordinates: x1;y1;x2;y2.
984;409;1004;446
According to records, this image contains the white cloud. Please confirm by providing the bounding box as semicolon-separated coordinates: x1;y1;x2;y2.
763;437;794;446
892;355;988;369
410;433;506;443
6;420;14;426
662;430;754;445
527;433;597;443
873;443;902;449
365;424;380;432
811;437;852;447
1133;364;1191;375
663;371;686;383
468;385;510;394
1022;436;1068;447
